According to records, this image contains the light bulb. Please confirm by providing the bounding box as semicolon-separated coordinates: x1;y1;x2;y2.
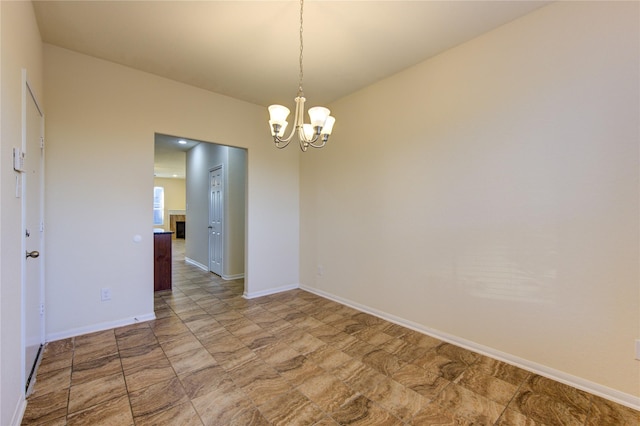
302;124;315;141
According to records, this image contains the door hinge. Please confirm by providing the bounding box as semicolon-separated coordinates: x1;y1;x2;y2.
39;304;44;316
40;137;44;149
40;221;44;232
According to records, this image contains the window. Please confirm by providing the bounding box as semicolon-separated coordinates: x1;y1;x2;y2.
153;186;164;225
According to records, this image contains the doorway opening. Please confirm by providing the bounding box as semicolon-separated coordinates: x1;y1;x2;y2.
154;133;247;283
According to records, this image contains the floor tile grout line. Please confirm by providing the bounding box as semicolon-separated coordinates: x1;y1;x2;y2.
155;294;206;426
114;325;144;425
493;374;523;425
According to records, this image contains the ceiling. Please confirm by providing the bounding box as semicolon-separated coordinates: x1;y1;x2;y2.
154;134;200;179
33;1;551;178
33;0;551;108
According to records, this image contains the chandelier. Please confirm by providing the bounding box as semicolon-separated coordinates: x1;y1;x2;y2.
267;0;336;151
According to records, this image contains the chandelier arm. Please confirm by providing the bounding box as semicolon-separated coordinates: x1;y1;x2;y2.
297;126;321;144
306;138;327;148
274;138;292;149
274;120;297;143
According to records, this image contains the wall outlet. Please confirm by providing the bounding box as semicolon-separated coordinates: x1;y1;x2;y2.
101;287;111;301
636;340;640;361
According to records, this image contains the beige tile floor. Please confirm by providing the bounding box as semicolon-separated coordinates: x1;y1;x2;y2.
22;240;639;425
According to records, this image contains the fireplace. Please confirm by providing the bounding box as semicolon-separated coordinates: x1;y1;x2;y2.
168;211;186;240
175;221;185;239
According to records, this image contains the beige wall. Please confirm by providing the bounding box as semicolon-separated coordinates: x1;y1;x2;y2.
0;2;43;424
44;44;300;340
153;177;186;232
301;2;639;404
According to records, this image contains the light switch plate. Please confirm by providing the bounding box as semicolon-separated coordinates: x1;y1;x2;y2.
101;288;111;301
13;147;24;172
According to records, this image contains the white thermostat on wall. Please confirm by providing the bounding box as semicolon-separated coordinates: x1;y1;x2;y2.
13;148;24;172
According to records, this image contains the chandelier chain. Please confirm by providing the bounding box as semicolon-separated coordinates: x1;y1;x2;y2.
298;0;304;97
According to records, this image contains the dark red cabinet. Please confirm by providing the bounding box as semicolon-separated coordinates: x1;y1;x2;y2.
154;232;172;292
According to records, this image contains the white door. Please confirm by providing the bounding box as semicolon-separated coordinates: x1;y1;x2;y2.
23;76;45;393
208;166;223;275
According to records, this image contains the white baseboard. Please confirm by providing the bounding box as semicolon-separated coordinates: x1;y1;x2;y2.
11;398;26;426
184;258;244;281
300;285;640;411
45;312;156;343
243;283;299;299
185;257;208;271
222;273;244;281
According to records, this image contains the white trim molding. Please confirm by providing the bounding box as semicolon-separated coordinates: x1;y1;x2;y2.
11;398;27;426
185;257;208;271
222;273;244;281
243;283;299;300
184;258;243;280
300;285;640;411
45;312;156;343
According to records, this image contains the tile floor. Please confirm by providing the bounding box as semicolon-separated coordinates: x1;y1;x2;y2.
22;240;639;425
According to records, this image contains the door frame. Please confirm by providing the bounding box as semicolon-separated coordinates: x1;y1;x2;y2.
21;70;45;395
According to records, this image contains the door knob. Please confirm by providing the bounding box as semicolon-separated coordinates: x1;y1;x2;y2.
26;250;40;259
208;226;213;229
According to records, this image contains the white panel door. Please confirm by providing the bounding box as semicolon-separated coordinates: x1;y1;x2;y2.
208;166;223;275
23;77;45;393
